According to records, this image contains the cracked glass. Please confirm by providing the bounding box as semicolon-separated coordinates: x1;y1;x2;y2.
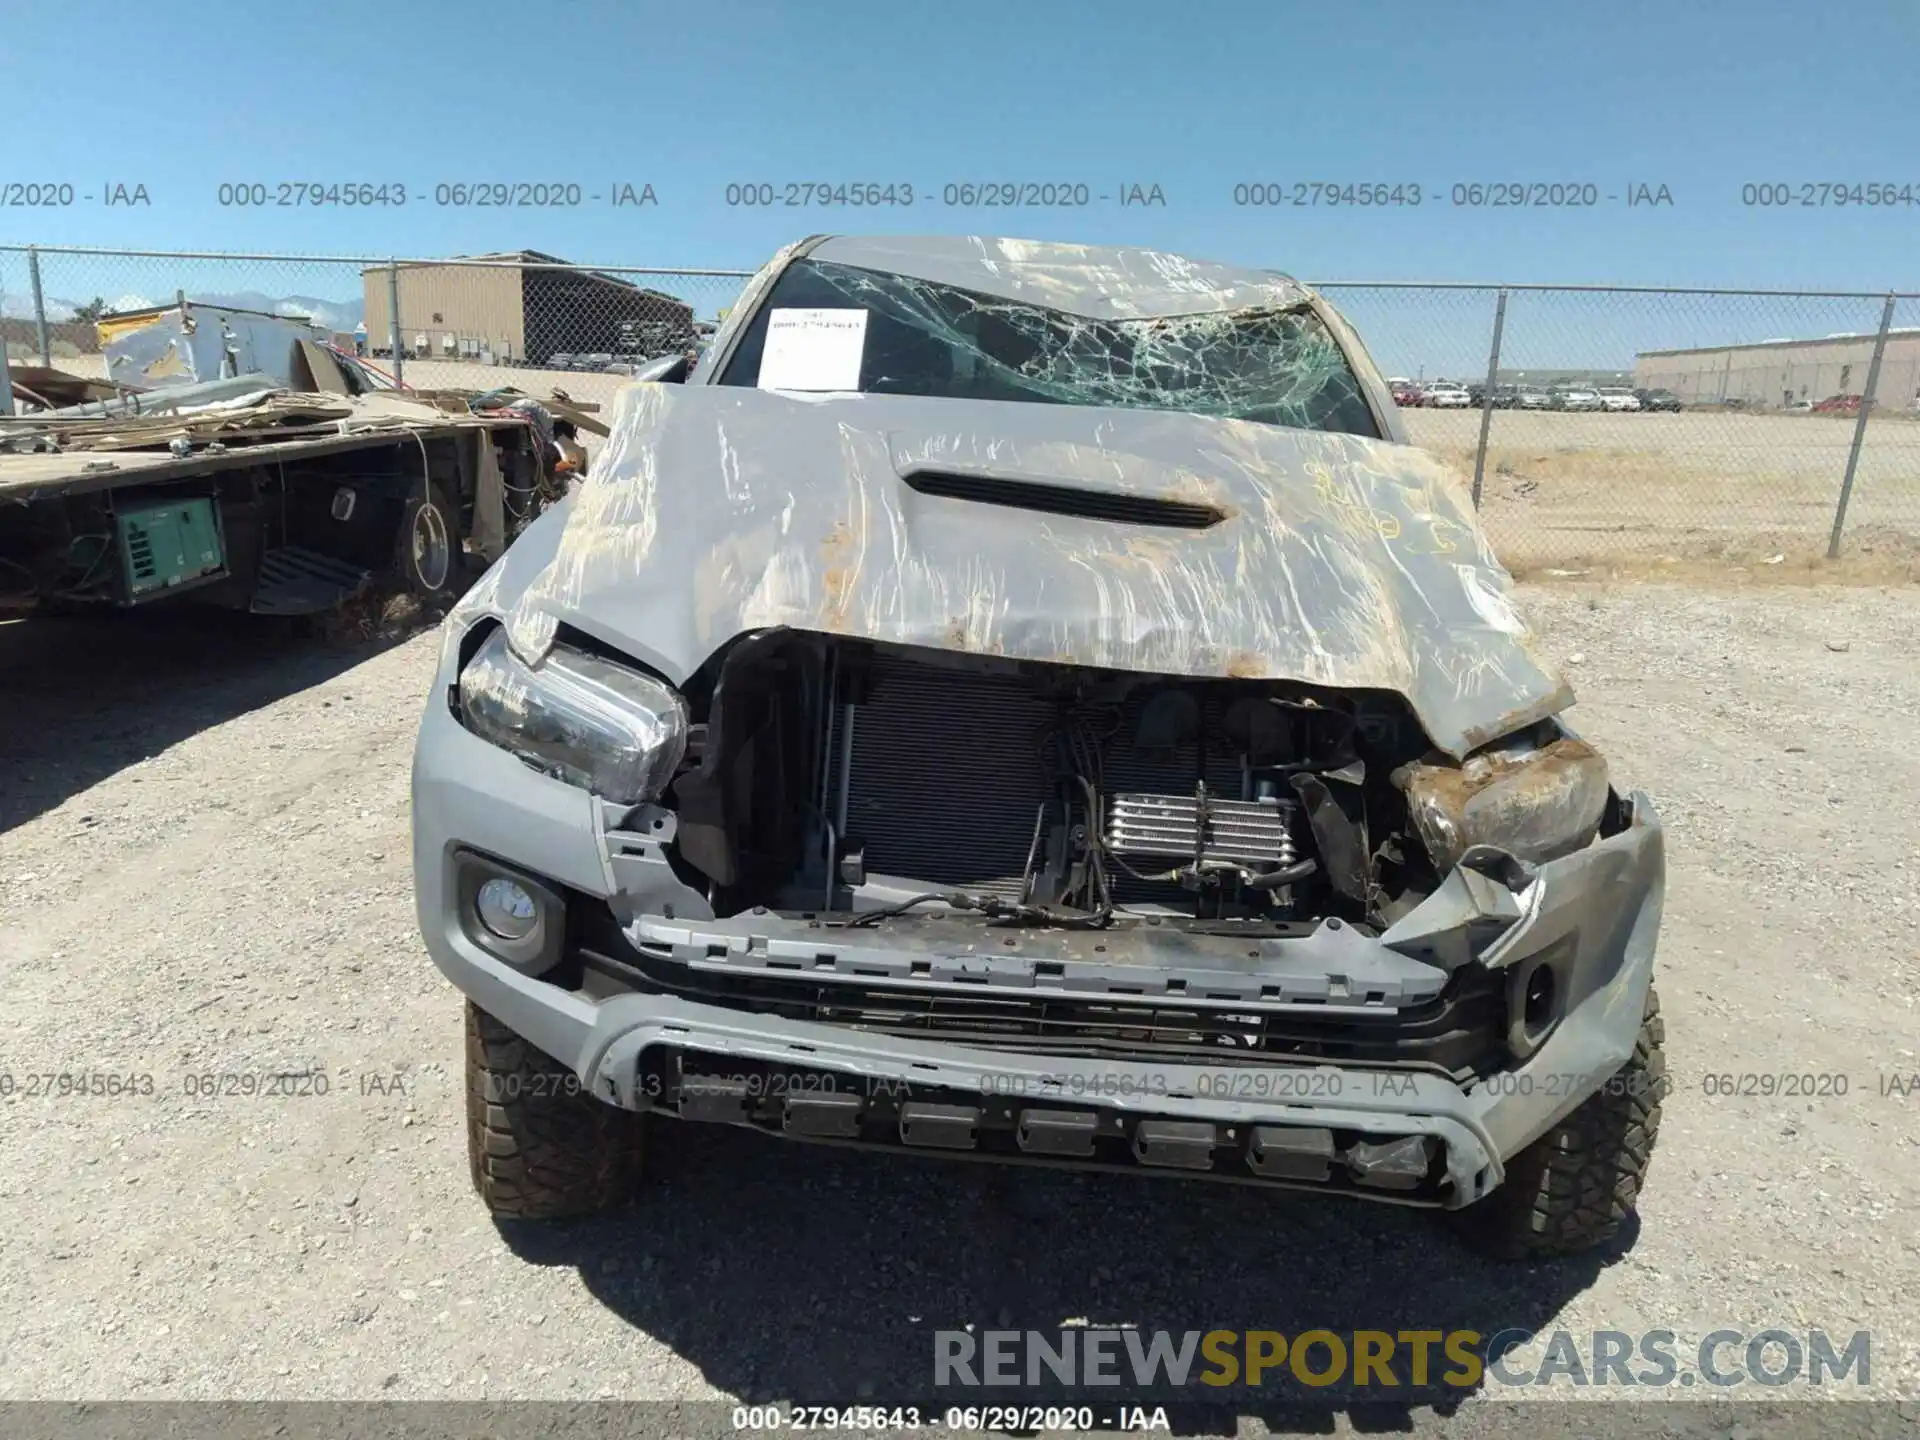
718;259;1381;437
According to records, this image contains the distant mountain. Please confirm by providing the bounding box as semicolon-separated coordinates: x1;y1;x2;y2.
0;288;364;330
194;290;367;333
0;293;87;321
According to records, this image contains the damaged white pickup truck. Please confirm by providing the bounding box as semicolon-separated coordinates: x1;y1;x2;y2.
410;235;1666;1258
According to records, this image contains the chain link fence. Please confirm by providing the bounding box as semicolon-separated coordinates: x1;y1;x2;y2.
0;246;753;426
5;244;1916;575
1322;282;1920;574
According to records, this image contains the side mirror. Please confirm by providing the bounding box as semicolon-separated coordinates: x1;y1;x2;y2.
632;353;692;385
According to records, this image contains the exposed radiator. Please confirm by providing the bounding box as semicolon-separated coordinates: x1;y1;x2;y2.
836;657;1052;897
834;651;1289;899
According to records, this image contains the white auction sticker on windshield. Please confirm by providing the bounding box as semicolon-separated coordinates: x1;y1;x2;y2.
756;307;868;391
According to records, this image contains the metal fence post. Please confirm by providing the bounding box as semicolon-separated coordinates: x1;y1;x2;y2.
387;261;404;387
1826;292;1896;559
1470;289;1508;509
0;320;13;416
28;246;50;366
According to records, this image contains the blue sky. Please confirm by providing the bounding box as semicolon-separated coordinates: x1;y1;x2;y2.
6;0;1916;290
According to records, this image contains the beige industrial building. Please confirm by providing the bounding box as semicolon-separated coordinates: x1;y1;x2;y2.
360;250;695;366
1634;329;1920;410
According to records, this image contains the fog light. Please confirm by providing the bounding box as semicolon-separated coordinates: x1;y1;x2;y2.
475;877;538;941
1505;939;1573;1060
1523;963;1557;1035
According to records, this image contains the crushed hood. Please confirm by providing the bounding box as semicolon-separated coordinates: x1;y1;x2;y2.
502;383;1570;759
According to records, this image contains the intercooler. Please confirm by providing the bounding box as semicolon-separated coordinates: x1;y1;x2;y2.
830;649;1298;901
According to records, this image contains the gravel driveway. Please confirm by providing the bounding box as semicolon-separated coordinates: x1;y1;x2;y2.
0;585;1915;1431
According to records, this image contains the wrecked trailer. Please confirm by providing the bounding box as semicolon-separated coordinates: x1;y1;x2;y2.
94;296;355;393
412;234;1667;1259
0;373;577;617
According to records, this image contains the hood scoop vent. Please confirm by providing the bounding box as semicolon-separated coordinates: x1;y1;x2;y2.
900;468;1226;530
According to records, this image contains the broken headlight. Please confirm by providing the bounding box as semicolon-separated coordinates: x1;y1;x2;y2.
1399;730;1610;873
458;626;688;804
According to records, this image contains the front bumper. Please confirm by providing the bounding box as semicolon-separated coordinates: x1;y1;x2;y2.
412;644;1665;1209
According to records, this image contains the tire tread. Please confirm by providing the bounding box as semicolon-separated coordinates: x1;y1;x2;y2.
1455;986;1665;1259
463;1002;645;1220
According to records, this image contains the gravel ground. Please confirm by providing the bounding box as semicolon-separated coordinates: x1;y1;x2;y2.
1;585;1917;1431
1399;408;1920;571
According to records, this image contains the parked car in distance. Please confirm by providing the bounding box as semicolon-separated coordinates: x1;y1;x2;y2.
1785;399;1813;413
1597;387;1642;412
547;353;576;371
1424;382;1472;409
1633;388;1683;413
1516;387;1553;410
1390;380;1424;407
1558;387;1603;412
1812;393;1874;414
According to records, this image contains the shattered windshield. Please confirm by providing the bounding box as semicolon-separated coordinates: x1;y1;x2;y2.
718;258;1381;437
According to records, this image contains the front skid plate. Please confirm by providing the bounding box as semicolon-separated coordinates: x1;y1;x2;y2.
645;1049;1459;1205
581;994;1503;1205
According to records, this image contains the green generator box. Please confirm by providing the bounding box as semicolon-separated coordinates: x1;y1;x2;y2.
115;496;227;601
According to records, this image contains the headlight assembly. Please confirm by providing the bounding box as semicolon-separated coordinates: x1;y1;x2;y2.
457;625;688;804
1399;729;1610;873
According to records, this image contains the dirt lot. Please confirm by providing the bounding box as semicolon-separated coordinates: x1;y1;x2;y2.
1401;408;1920;575
0;582;1915;1430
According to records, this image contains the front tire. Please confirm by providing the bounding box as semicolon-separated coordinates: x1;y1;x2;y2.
464;1002;647;1220
1453;987;1666;1259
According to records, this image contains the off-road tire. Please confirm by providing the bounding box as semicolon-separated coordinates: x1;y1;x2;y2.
1453;986;1665;1259
464;1002;647;1220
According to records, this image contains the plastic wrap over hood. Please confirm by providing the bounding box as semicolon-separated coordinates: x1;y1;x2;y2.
503;384;1571;760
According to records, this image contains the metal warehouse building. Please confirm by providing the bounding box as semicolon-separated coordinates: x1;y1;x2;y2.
1634;329;1920;410
360;250;695;366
